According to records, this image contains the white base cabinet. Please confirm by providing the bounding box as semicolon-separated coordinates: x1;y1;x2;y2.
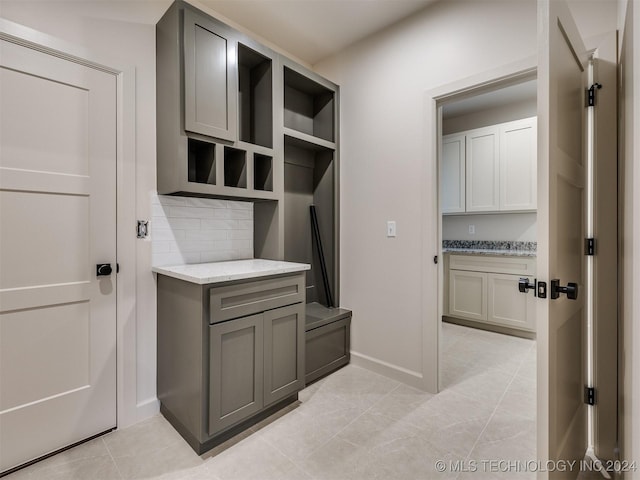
446;254;536;333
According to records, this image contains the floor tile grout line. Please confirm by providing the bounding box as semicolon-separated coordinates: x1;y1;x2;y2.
290;380;403;476
100;436;126;480
461;341;535;466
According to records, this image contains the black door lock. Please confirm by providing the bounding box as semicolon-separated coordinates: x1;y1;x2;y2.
96;263;113;276
518;278;536;294
550;279;578;300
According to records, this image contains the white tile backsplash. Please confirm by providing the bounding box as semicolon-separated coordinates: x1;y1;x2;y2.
151;193;253;267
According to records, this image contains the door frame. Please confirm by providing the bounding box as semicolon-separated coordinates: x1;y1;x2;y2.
422;55;537;394
0;18;141;428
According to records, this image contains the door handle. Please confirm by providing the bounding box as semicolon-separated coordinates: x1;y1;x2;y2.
96;263;113;276
550;279;578;300
518;278;536;294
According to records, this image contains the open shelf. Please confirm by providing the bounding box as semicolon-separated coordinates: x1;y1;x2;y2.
254;154;273;192
224;146;247;188
284;67;335;143
283;135;335;306
188;138;216;185
238;44;273;148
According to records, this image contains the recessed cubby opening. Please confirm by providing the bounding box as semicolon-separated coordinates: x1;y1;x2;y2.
224;147;247;188
188;138;216;184
283;135;335;306
254;154;273;191
284;67;335;143
238;44;273;148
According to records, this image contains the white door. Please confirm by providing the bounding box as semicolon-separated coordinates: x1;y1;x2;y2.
537;0;588;475
0;39;117;473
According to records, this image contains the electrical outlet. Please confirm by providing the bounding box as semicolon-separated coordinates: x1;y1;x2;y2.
387;221;397;237
468;224;475;235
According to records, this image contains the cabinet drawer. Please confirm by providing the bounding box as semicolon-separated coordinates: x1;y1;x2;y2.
209;273;305;323
449;254;535;276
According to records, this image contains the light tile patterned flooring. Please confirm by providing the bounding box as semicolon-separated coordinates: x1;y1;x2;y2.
6;323;536;480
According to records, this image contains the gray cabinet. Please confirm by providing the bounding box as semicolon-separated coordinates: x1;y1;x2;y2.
157;272;305;453
156;1;277;202
208;302;305;435
264;304;305;405
209;313;263;435
183;8;237;141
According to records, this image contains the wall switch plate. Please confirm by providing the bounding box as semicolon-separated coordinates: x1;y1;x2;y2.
387;221;397;237
468;224;475;235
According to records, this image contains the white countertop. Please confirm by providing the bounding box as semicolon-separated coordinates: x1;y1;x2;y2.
152;259;311;285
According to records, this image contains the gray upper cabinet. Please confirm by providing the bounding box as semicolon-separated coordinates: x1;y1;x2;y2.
156;1;277;201
183;9;237;142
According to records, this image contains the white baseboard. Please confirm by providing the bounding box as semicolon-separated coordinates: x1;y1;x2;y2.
135;397;160;421
350;351;428;391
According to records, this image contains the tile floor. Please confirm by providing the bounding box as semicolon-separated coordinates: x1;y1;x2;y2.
6;323;537;480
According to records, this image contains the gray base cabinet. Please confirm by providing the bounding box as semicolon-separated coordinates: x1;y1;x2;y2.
157;272;305;453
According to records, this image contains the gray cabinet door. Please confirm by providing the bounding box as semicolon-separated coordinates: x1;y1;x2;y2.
263;303;305;406
209;314;263;435
183;8;237;141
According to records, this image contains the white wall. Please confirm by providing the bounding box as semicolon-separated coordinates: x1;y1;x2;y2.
443;213;536;242
314;0;617;384
313;0;539;382
443;98;537;135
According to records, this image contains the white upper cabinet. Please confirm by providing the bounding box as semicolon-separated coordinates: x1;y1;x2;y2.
465;126;500;212
441;116;537;214
441;134;466;214
499;117;537;211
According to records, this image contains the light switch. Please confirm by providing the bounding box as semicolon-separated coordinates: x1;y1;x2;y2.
387;221;397;237
468;224;475;235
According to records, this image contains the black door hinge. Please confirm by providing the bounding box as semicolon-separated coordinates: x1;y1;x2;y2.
585;387;596;405
433;255;438;265
586;83;602;107
585;238;596;256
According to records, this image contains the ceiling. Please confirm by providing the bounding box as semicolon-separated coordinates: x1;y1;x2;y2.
442;79;538;119
198;0;438;65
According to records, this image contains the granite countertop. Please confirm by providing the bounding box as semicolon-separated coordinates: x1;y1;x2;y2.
152;259;311;285
442;240;537;257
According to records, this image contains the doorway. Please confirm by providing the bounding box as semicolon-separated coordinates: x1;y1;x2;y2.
437;76;539;462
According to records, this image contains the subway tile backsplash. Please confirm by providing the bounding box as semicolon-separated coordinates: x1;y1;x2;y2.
151;194;253;267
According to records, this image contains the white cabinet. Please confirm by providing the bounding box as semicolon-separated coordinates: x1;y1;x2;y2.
442;134;466;214
449;270;487;321
441;117;536;214
466;127;500;212
499;118;537;211
487;273;536;331
446;254;536;333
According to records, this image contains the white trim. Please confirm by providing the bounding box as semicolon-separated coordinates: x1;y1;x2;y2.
422;55;537;394
350;351;425;390
0;18;144;429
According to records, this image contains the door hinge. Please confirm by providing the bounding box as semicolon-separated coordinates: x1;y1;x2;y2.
586;83;602;107
585;238;596;256
585;386;596;405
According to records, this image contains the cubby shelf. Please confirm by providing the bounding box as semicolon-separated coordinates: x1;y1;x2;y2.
284;66;335;143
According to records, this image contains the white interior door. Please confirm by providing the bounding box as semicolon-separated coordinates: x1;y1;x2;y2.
537;0;589;476
0;39;117;473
